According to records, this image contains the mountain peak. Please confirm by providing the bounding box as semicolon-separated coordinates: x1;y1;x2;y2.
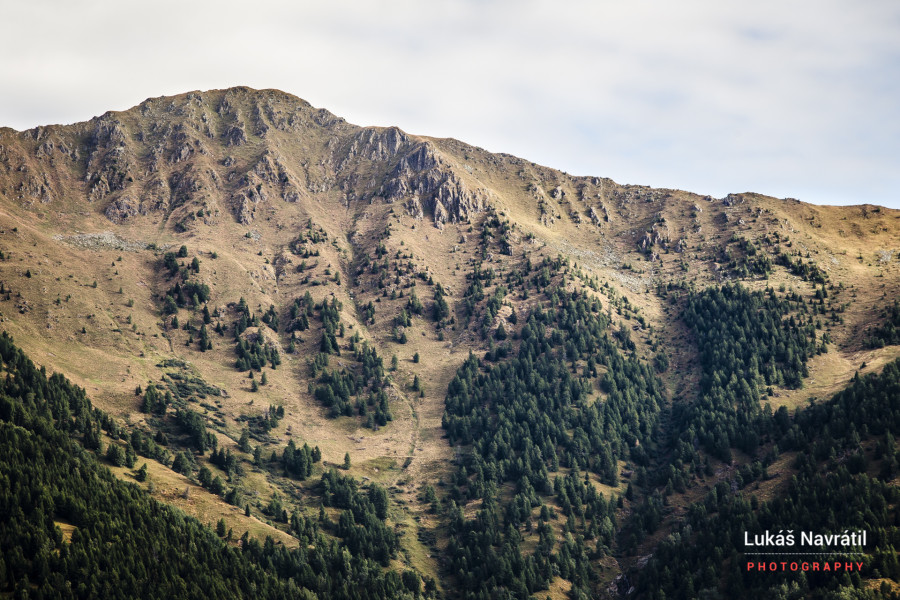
1;88;899;600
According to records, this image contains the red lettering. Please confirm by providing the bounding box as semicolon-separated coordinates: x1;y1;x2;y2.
856;562;864;571
747;562;755;571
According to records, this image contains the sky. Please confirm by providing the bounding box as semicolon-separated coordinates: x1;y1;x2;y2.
1;0;898;208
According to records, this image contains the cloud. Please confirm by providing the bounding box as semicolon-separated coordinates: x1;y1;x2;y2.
1;0;898;207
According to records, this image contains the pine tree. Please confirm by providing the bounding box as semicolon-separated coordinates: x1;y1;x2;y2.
135;463;148;482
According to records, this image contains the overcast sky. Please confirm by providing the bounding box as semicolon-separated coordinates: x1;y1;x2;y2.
2;0;898;208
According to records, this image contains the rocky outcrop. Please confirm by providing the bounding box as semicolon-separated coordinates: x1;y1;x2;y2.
382;142;489;227
103;164;211;223
638;215;671;255
238;326;282;354
338;127;411;170
84;116;136;203
104;195;143;223
17;171;54;204
224;124;247;147
232;183;266;225
141;177;171;213
588;204;610;227
229;150;303;224
169;167;208;210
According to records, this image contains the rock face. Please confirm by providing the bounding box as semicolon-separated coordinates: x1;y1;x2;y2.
383;142;488;227
104;196;143;223
0;86;810;248
238;326;282;355
229;150;306;224
0;88;502;228
339;127;411;168
84;116;136;204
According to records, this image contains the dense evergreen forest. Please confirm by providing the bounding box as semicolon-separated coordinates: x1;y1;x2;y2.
441;264;665;600
867;300;900;348
634;359;900;600
625;288;900;599
0;332;433;600
675;283;819;463
3;87;900;600
437;280;898;599
2;262;899;600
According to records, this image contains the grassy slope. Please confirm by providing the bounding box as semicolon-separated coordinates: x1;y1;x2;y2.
0;88;898;591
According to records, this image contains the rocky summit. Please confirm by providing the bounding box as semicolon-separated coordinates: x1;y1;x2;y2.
0;87;898;600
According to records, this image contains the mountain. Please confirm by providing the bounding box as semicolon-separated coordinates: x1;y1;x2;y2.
0;87;899;599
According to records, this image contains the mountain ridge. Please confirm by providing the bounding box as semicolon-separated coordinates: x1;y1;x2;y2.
0;86;899;599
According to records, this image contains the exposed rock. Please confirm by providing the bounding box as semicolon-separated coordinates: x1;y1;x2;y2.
141;177;171;212
228;150;306;223
637;223;670;252
169;168;207;210
18;173;53;203
84;117;135;202
723;193;743;206
232;182;267;224
383;142;488;226
224;124;247;146
52;231;149;251
338;126;411;170
251;104;269;137
104;196;144;223
239;326;283;355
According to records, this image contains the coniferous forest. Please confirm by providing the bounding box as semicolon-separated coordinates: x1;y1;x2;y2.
3;270;900;599
0;332;430;600
4;273;900;599
0;88;898;600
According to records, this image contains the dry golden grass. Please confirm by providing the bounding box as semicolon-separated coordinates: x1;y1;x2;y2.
2;88;900;594
53;521;77;544
107;456;298;548
744;451;799;503
771;345;900;411
543;576;573;600
867;579;900;594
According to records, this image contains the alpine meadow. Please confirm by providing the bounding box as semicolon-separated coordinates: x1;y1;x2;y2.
0;87;899;599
